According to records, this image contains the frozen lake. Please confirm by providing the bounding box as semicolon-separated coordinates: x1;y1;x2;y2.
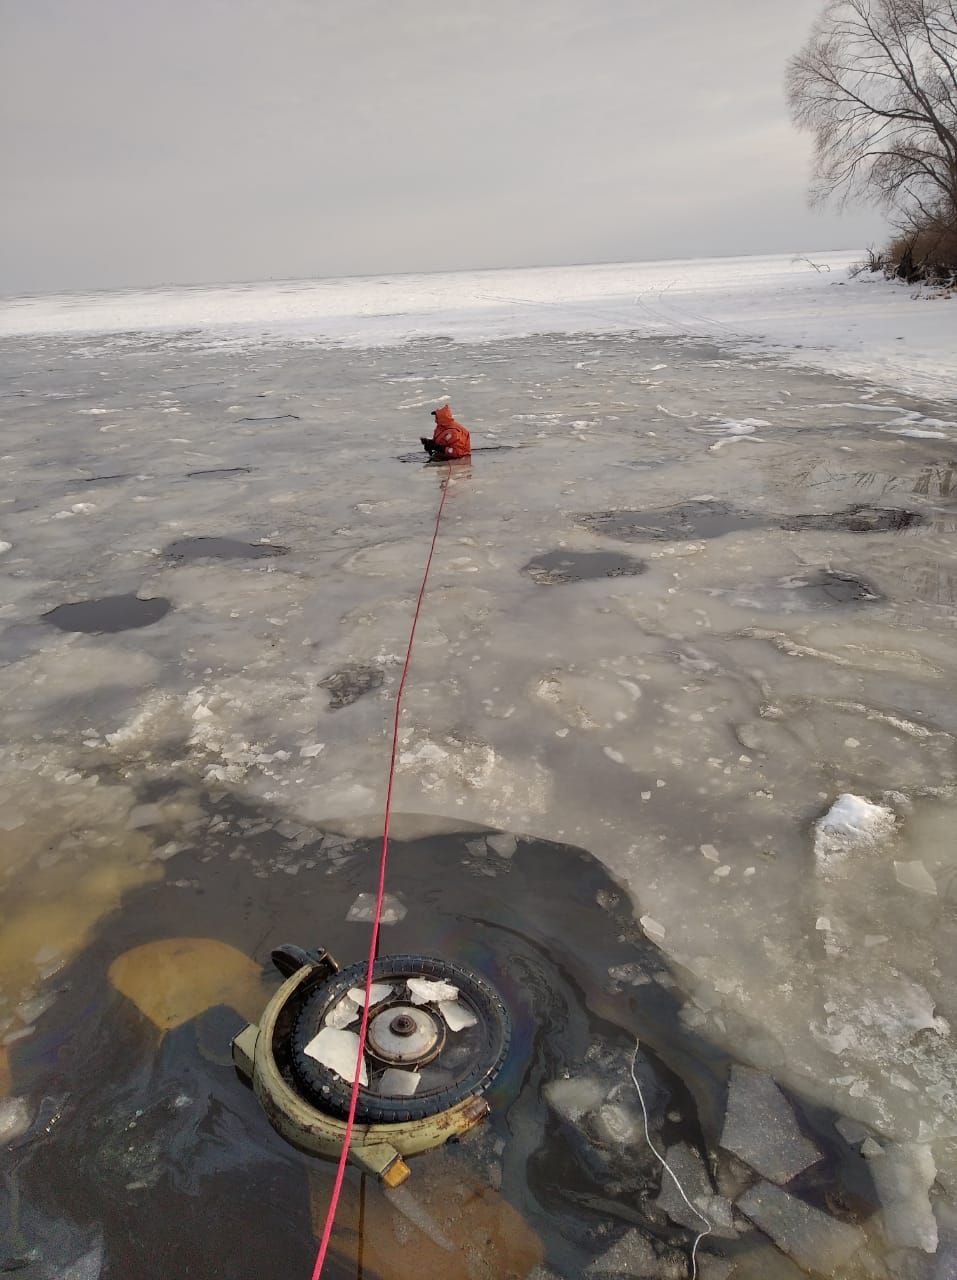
2;261;957;1277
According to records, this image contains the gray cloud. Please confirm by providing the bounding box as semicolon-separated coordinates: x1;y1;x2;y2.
0;0;887;293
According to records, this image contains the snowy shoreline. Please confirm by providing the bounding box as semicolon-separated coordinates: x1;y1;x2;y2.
3;250;956;400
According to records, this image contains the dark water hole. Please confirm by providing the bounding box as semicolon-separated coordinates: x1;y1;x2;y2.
524;550;647;585
164;537;289;563
578;501;924;543
42;594;171;634
780;504;925;534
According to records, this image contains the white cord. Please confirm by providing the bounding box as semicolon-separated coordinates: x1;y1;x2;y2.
630;1038;712;1280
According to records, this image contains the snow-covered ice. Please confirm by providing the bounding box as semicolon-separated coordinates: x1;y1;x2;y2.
3;252;956;399
814;793;897;869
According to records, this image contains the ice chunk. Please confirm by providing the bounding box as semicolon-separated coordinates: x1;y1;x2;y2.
814;793;895;868
377;1068;421;1097
700;843;720;862
487;832;517;858
894;860;937;896
303;1027;368;1086
640;915;666;942
544;1076;606;1124
438;999;477;1031
0;1096;32;1144
720;1065;822;1183
697;1260;735;1280
59;1241;104;1280
407;978;459;1006
324;996;359;1029
346;892;407;924
834;1117;870;1146
737;1180;865;1274
0;541;11;555
870;1141;938;1252
346;983;393;1007
584;1228;686;1276
655;1143;737;1238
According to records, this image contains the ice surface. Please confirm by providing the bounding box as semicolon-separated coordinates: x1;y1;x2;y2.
720;1066;822;1184
869;1141;939;1252
737;1181;865;1273
3;283;957;1274
302;1027;368;1086
894;860;938;896
438;999;477;1031
407;978;459;1006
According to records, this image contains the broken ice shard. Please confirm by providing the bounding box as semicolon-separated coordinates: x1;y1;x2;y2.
303;1027;368;1086
720;1065;822;1183
737;1180;865;1274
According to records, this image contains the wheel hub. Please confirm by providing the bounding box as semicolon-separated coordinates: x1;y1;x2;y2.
367;1004;444;1065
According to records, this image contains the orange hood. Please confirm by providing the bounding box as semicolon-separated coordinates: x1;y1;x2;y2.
433;404;456;428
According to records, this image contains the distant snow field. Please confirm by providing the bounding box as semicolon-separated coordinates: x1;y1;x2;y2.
2;251;956;398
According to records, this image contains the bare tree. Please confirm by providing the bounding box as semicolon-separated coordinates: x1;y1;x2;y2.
787;0;957;239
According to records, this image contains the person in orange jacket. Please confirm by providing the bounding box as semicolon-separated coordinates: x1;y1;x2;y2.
421;404;471;460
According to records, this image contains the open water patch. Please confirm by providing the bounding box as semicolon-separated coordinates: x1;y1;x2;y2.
163;537;289;563
42;594;171;634
523;549;647;585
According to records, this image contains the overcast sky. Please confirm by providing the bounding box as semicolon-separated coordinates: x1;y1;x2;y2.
1;0;887;294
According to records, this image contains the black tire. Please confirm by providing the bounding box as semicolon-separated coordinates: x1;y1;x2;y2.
291;954;510;1124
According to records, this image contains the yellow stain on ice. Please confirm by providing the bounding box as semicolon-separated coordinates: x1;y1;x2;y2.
0;1046;11;1097
108;937;269;1031
308;1149;544;1280
0;854;161;1003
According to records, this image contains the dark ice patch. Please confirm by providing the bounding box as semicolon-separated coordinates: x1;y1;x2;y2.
524;550;647;585
164;537;289;562
780;504;924;533
580;501;925;544
43;594;171;634
578;501;769;542
797;569;882;604
319;663;384;709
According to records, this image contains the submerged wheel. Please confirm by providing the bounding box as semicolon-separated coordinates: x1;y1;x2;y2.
291;954;510;1124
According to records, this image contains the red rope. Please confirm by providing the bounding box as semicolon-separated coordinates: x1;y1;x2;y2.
310;463;454;1280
